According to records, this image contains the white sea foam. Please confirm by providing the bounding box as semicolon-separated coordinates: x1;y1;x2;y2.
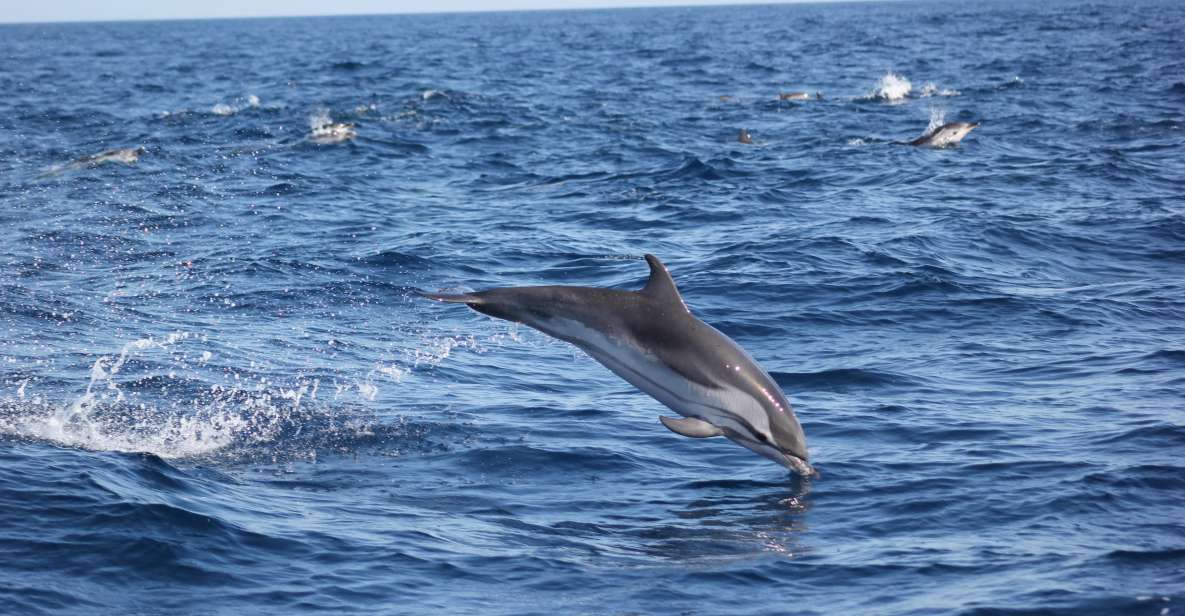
211;94;262;116
309;109;333;129
920;82;961;97
356;380;378;401
0;333;317;459
871;72;912;102
0;328;515;460
377;365;407;382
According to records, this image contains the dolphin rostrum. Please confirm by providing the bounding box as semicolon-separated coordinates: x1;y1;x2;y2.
909;121;980;147
417;254;813;476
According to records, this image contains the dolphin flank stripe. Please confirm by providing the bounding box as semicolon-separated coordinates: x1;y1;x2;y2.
419;254;813;476
580;338;773;445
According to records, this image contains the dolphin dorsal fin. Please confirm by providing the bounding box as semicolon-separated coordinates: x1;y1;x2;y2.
641;254;688;311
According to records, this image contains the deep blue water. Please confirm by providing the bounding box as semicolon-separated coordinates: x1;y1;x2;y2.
2;1;1184;613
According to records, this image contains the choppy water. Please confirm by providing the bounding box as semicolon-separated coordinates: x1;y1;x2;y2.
2;1;1184;614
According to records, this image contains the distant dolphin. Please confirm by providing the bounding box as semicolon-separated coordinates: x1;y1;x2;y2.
778;91;823;101
39;146;145;177
418;255;813;476
309;122;356;144
74;147;146;166
909;121;980;147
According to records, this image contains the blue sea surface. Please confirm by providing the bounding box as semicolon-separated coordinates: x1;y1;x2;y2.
2;1;1184;613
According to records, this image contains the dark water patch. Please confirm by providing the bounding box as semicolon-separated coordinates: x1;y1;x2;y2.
452;445;643;477
772;368;923;393
1103;547;1185;564
358;249;434;271
1142;349;1185;363
330;60;367;71
1093;424;1185;449
1079;464;1185;492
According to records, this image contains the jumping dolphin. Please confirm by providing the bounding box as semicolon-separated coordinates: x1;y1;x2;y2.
909;121;980;147
417;255;813;476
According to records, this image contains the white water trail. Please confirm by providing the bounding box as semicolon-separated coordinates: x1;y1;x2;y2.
872;72;912;102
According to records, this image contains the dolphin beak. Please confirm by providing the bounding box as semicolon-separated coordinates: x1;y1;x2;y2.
732;436;813;477
780;452;816;478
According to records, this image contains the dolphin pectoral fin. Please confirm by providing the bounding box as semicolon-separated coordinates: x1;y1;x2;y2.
660;416;724;439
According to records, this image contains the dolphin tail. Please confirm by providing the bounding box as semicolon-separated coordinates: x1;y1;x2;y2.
414;289;486;304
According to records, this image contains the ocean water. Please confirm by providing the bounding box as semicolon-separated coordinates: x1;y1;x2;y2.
2;1;1184;613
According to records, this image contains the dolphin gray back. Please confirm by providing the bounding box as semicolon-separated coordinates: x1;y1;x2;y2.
418;255;777;394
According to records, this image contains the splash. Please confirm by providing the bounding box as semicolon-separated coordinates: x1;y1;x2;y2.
871;72;912;102
211;94;262;116
924;106;946;136
0;328;521;460
0;334;369;460
308;109;356;143
920;82;961;97
309;108;333;130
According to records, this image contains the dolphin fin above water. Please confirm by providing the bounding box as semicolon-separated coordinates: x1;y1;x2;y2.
417;254;814;477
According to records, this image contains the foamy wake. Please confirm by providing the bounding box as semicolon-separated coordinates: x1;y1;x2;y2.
0;328;520;459
919;82;961;97
0;333;291;458
211;94;261;116
870;72;912;102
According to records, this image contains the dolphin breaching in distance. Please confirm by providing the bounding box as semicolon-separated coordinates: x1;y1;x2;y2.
417;254;814;476
909;121;980;147
38;146;146;178
75;146;146;165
